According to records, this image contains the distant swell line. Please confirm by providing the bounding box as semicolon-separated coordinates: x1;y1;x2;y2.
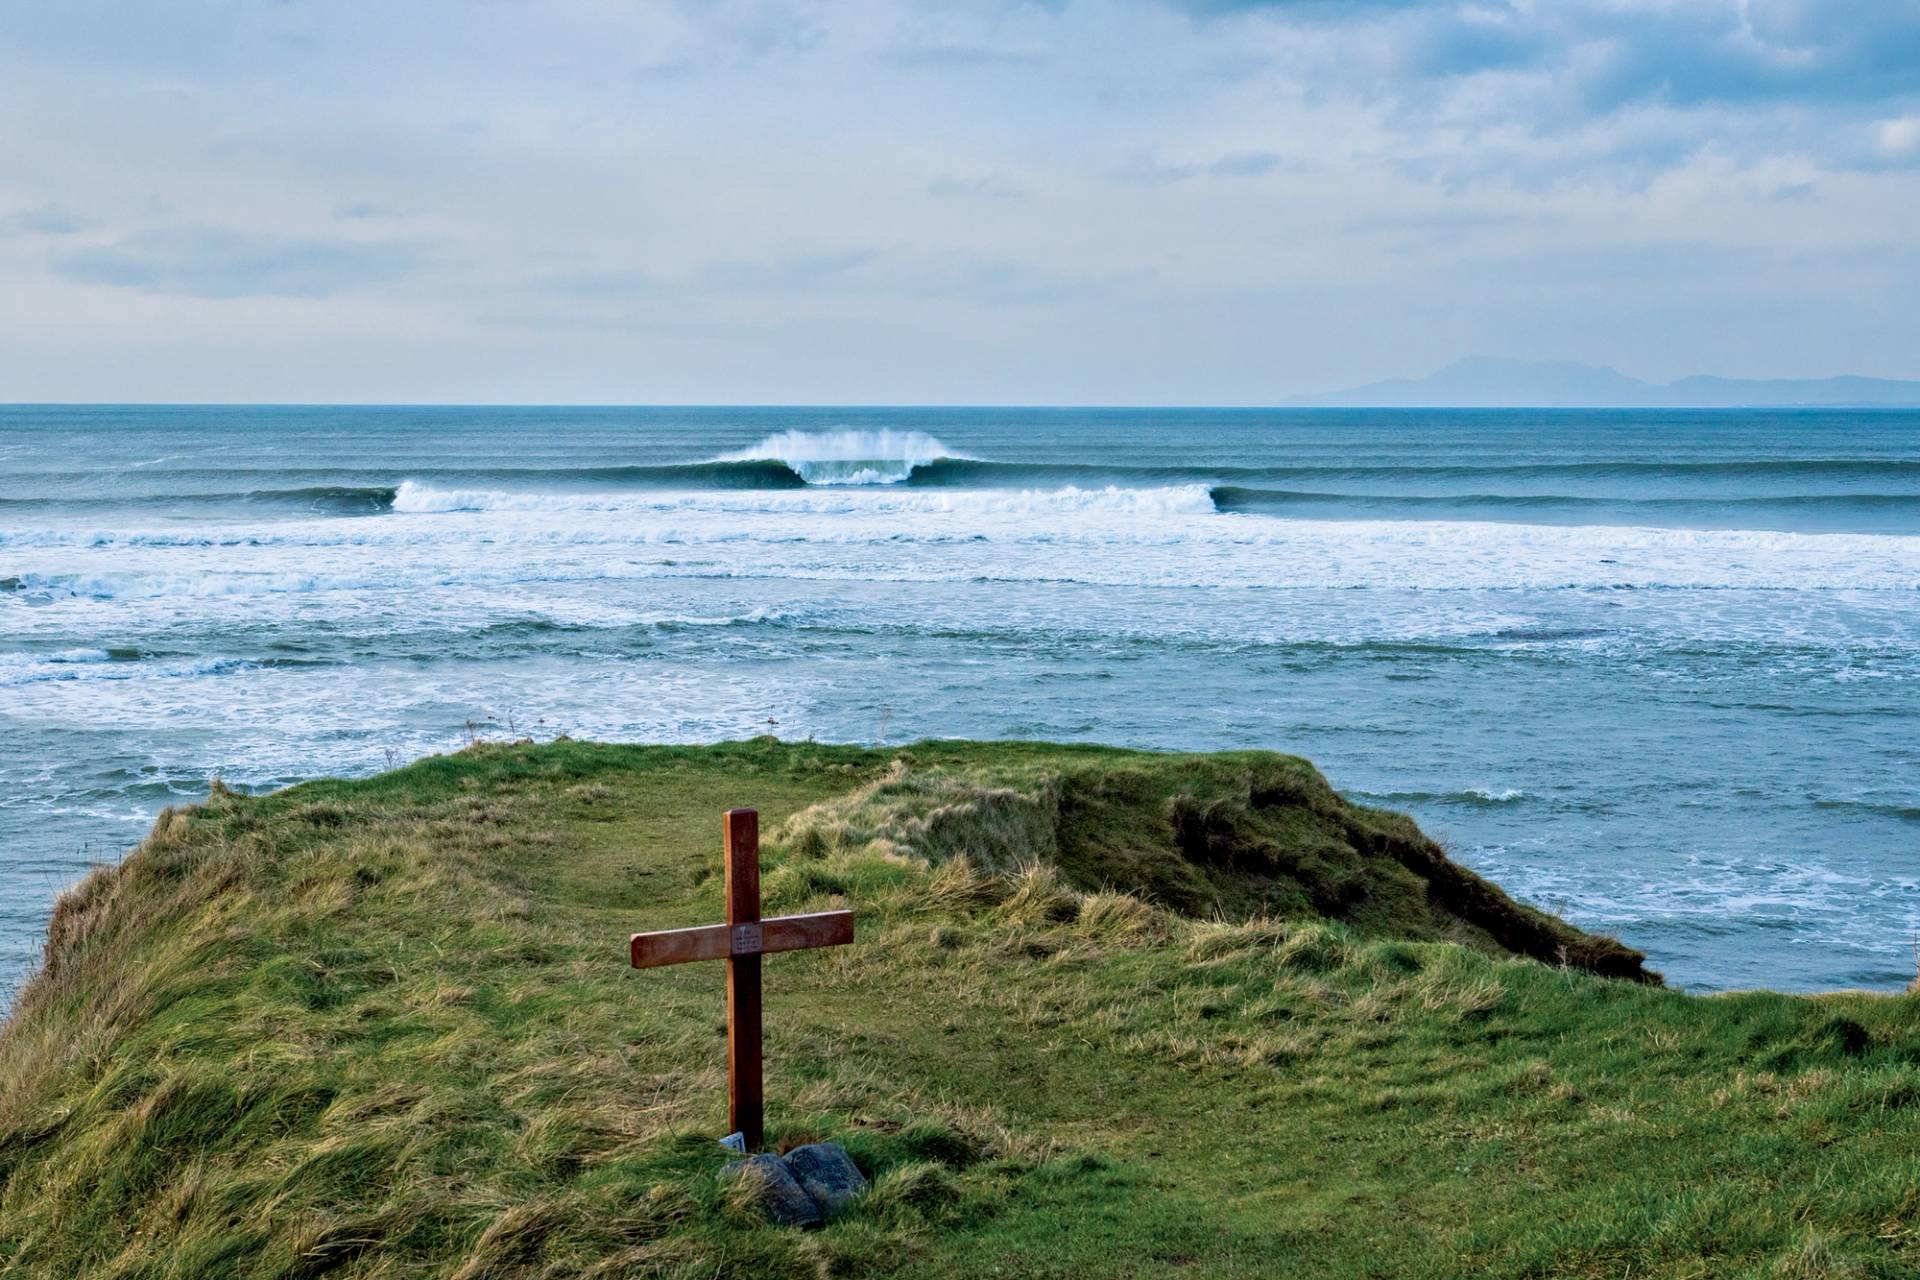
915;458;1920;485
1208;486;1920;516
13;476;1917;521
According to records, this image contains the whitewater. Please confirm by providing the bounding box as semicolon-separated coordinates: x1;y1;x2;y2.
3;405;1918;997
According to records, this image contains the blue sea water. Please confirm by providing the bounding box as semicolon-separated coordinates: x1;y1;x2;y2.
2;405;1917;997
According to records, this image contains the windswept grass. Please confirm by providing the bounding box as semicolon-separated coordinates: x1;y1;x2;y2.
0;738;1915;1278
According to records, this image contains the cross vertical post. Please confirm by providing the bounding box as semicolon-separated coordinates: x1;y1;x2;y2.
724;808;765;1151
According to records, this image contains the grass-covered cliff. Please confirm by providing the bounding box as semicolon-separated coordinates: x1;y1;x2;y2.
2;739;1917;1278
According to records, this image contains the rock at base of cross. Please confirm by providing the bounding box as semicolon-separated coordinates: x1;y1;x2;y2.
725;1142;872;1228
728;1153;825;1229
783;1143;871;1218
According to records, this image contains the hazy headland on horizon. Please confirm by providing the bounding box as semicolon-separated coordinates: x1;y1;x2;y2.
1297;358;1920;410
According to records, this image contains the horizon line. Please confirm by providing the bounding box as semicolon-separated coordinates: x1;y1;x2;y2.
7;401;1920;412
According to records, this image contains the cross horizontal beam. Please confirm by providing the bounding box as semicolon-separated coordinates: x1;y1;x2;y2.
629;909;854;969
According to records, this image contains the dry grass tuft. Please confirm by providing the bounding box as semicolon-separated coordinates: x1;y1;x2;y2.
777;761;1060;874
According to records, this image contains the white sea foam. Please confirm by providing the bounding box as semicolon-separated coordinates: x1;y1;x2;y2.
716;428;967;484
387;479;1216;517
7;498;1920;605
523;602;791;630
1466;846;1920;942
0;649;119;687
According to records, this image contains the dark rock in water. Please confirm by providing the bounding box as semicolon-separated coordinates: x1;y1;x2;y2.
728;1153;824;1229
782;1142;871;1219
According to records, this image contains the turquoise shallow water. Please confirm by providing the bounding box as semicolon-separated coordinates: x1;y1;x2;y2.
2;405;1917;995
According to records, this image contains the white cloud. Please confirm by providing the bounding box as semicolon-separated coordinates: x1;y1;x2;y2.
0;0;1917;400
1877;115;1920;158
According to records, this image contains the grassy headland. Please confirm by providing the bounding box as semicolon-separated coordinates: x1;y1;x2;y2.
1;739;1916;1278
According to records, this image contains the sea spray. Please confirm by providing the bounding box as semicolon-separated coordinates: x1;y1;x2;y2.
717;428;969;485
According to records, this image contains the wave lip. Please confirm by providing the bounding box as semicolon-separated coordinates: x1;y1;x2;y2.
716;429;969;485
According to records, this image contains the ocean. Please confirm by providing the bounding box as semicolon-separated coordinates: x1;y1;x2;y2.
2;405;1917;997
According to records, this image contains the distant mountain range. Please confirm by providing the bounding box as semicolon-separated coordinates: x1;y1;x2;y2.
1297;358;1920;408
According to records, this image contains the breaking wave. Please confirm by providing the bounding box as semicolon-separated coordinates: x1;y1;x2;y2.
21;445;1920;528
715;429;970;485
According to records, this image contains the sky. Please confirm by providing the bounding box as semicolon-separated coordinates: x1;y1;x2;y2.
1;0;1918;404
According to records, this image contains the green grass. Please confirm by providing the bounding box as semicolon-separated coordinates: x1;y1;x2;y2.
2;737;1917;1278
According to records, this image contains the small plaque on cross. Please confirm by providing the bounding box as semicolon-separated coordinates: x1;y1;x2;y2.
628;809;854;1151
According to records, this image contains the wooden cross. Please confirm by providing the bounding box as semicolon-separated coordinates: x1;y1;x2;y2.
628;808;854;1151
